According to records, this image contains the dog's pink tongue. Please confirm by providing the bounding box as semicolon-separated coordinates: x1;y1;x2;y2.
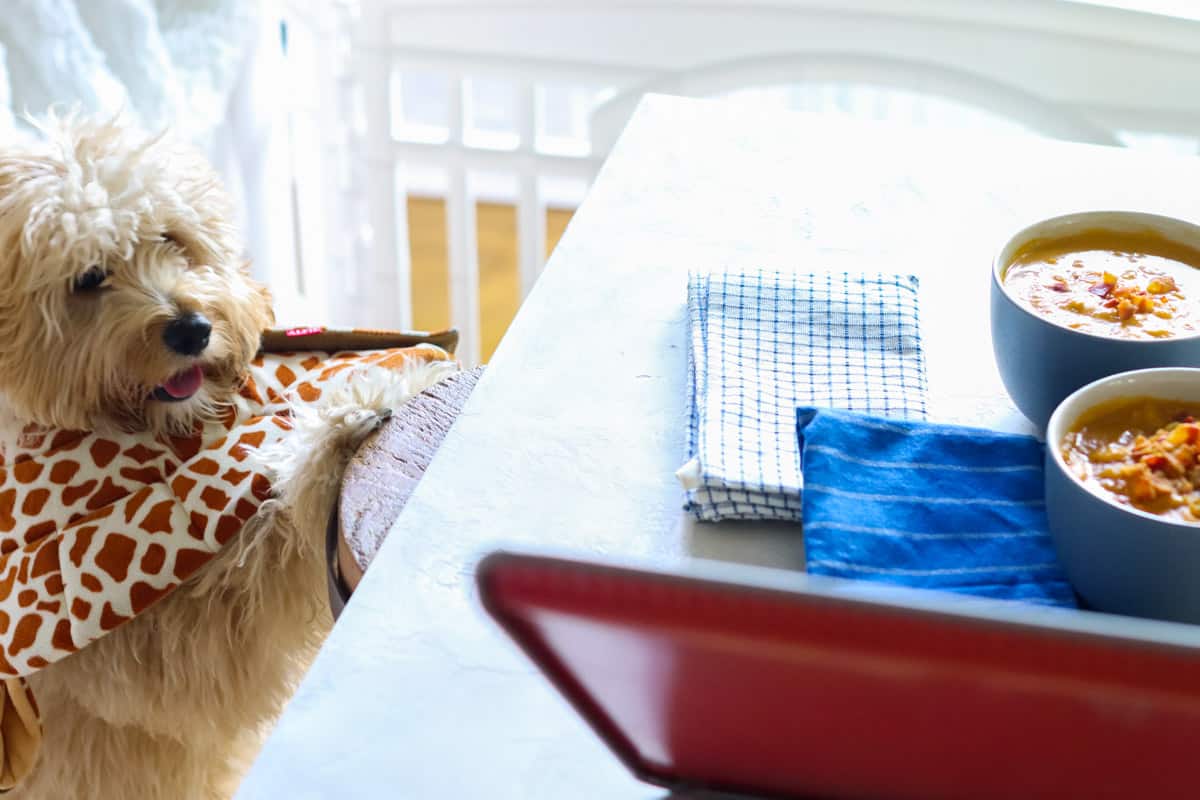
161;365;204;399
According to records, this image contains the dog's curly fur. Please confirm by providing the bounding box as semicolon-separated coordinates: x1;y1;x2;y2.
0;114;451;799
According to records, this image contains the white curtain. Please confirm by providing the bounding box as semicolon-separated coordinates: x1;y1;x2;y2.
0;0;289;289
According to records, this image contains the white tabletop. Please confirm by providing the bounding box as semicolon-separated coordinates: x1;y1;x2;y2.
236;94;1200;798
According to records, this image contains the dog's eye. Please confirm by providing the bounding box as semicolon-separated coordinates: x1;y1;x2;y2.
162;232;190;254
72;266;110;293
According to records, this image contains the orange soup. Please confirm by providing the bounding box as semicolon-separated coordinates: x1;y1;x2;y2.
1062;396;1200;522
1003;229;1200;340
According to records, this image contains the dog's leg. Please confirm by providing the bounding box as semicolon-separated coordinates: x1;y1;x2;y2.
13;690;222;800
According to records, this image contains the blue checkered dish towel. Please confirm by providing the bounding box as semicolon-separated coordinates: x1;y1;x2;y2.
796;407;1077;607
677;270;929;522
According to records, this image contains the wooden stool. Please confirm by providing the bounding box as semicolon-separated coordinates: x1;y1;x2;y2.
327;366;485;616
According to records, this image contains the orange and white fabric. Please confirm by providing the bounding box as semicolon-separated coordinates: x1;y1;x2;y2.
0;329;453;789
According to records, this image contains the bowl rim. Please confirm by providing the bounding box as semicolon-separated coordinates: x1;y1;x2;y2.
992;209;1200;345
1046;366;1200;529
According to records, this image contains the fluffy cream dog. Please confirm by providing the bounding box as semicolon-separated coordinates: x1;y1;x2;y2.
0;114;453;798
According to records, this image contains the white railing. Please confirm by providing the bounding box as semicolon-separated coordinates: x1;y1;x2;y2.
375;66;620;364
280;0;1200;366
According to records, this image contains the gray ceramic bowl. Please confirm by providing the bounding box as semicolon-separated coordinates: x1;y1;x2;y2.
991;210;1200;431
1045;368;1200;623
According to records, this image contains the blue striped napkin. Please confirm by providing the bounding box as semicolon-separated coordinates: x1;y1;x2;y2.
796;407;1077;607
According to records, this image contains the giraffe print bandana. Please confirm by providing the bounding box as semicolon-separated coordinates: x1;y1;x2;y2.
0;332;454;789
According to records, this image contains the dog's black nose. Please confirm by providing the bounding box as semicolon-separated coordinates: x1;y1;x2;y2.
163;312;212;356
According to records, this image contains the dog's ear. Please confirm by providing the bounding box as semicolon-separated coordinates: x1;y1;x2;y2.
0;151;21;220
0;146;73;296
0;153;33;277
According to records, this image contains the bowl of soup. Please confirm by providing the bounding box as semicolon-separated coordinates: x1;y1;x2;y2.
1046;368;1200;623
991;211;1200;430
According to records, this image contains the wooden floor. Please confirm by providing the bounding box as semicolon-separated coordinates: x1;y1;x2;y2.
408;197;574;362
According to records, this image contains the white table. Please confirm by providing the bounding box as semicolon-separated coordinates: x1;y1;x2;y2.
236;94;1200;798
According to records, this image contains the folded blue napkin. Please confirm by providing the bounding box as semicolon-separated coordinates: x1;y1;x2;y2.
796;407;1077;607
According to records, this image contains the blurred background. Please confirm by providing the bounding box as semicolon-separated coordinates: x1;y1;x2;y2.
2;0;1199;365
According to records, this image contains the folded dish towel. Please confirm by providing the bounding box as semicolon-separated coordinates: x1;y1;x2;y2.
796;407;1077;607
678;270;928;522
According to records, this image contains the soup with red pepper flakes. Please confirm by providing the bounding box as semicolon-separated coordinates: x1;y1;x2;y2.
1062;397;1200;522
1004;229;1200;340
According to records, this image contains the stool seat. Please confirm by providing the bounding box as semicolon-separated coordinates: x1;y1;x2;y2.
330;366;484;611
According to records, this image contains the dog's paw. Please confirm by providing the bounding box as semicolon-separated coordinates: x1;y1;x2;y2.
319;403;392;451
278;358;454;464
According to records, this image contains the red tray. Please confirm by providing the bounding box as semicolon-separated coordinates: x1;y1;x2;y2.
477;550;1200;800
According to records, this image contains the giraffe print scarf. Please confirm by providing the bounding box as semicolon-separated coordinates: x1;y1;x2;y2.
0;327;456;788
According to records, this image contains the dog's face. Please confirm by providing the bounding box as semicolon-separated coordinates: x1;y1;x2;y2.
0;115;273;434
